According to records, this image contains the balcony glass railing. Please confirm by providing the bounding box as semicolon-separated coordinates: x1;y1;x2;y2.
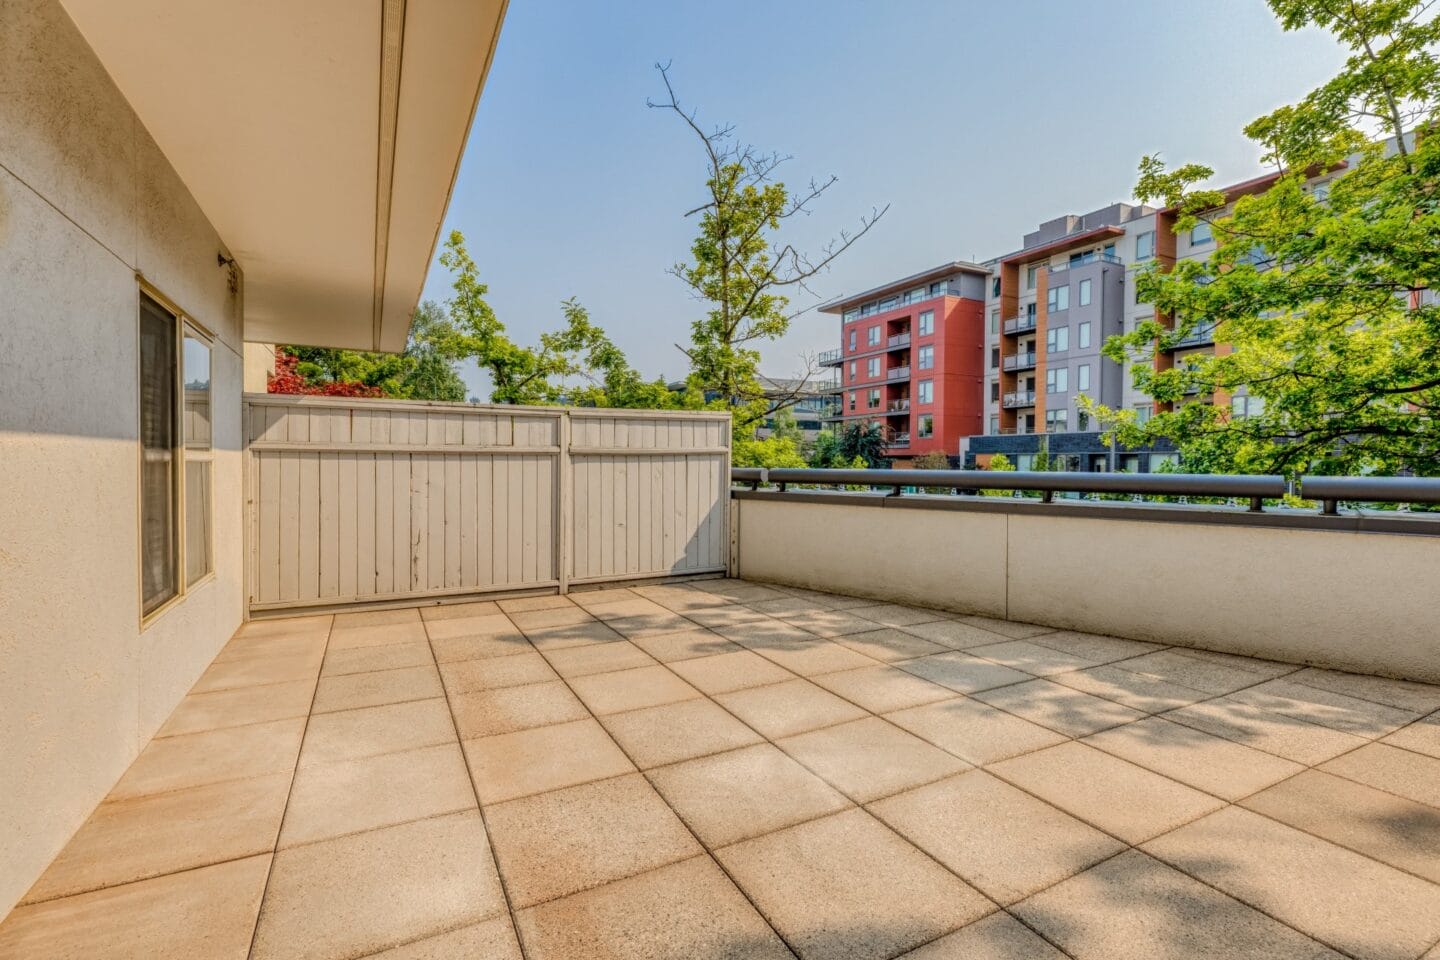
1003;353;1038;371
888;398;910;412
1169;324;1217;349
887;332;911;349
1048;253;1125;272
818;348;843;366
1003;315;1037;335
1002;390;1037;408
886;365;911;381
887;433;910;447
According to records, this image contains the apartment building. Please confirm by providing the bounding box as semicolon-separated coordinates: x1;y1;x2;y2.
817;263;988;463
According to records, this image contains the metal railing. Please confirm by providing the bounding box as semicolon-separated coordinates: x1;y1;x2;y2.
888;332;911;349
728;467;1440;516
1047;253;1125;273
887;433;911;447
1003;353;1037;371
886;365;911;381
1003;315;1037;335
818;348;844;366
1168;325;1218;349
888;398;910;412
1002;390;1037;408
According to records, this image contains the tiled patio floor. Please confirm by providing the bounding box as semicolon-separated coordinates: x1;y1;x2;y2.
5;579;1440;960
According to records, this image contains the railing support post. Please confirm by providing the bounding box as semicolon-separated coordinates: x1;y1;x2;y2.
1041;490;1054;503
888;484;903;497
1322;499;1339;515
1249;496;1263;513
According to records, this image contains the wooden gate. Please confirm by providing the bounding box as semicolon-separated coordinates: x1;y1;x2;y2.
244;395;731;613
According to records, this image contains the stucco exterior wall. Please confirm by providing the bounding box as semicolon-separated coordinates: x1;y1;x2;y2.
734;496;1440;683
0;0;247;916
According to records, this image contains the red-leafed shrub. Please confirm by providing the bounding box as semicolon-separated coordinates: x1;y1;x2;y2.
267;349;384;398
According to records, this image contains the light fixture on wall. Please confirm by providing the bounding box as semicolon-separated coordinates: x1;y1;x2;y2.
216;252;239;294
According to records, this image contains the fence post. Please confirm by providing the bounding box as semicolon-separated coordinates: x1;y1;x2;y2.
557;411;572;594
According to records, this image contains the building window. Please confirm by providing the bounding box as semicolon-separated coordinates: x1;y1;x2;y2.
1046;327;1069;353
867;357;881;378
989;415;999;434
1077;364;1091;392
1231;394;1265;419
1077;410;1089;431
1136;230;1155;260
848;361;856;381
849;392;857;411
1078;322;1092;349
918;414;934;438
1134;403;1153;424
848;329;856;351
1046;285;1070;312
990;346;1000;369
182;327;213;587
992;276;1001;298
867;388;881;409
918;380;933;404
1190;221;1213;245
868;325;881;346
918;310;934;336
990;380;1000;402
918;345;934;370
1078;278;1092;307
140;295;179;616
1046;367;1069;394
1103;243;1116;258
1045;409;1069;432
989;309;999;334
1026;265;1039;290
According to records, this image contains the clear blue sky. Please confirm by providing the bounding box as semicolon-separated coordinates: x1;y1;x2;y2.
421;0;1348;400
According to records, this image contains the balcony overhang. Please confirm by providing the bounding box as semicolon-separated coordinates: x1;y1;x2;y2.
59;0;507;352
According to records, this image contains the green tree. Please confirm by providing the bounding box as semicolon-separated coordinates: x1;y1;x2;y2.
280;300;466;401
981;452;1016;498
911;451;953;494
836;421;890;469
1089;0;1440;477
649;63;886;437
732;434;808;469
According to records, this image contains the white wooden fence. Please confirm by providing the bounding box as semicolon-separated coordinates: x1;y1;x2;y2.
243;395;731;613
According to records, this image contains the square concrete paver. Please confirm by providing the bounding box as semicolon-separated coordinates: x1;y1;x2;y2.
1013;850;1344;960
975;679;1145;738
156;679;315;738
717;678;867;739
310;665;443;714
649;743;851;847
896;619;1014;650
747;639;880;677
418;599;501;620
1144;806;1440;960
541;639;656;678
1288;667;1440;714
523;619;626;651
968;639;1100;677
811;664;957;714
848;603;950;628
1022;630;1164;664
327;620;428;650
783;609;889;638
871;771;1123;905
1164;696;1369;765
1230;679;1419;738
884;697;1066;766
669;649;794;694
898;912;1069;959
0;855;274;960
716;808;992;960
190;650;324;692
1051;664;1210;714
599;698;762;769
449;680;588;739
956;615;1054;640
1384;710;1440;759
280;743;476;846
1111;649;1278;696
1082;716;1304;801
438;650;557;693
299;698;455;766
109;717;305;801
323;641;434;676
514;855;793;960
1321;741;1440;807
833;629;949;663
777;717;969;803
898;651;1032;695
990;742;1224;844
463;718;635;804
568;664;702;715
629;627;741;663
483;773;700;908
252;811;505;960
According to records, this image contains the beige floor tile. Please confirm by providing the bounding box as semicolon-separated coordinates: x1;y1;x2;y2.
715;617;820;648
191;650;324;693
777;717;968;803
1384;710;1440;759
871;771;1123;905
632;583;732;612
568;587;638;609
328;620;429;650
668;649;795;694
1230;679;1418;738
110;717;305;800
898;912;1069;959
522;619;626;651
629;627;742;662
678;604;773;628
463;718;635;804
542;640;656;678
693;580;788;604
1025;630;1165;664
22;775;289;903
568;664;702;715
990;742;1224;844
497;594;575;613
157;679;314;737
280;743;475;847
1082;717;1304;801
1013;850;1344;960
969;639;1100;677
214;631;328;664
898;651;1032;695
604;611;699;640
484;773;700;908
311;665;443;714
1111;649;1276;696
717;678;867;739
649;743;851;847
1321;741;1440;807
812;664;958;714
299;698;456;767
1289;667;1440;714
849;603;950;628
422;611;524;642
898;619;1013;650
417;599;502;620
439;650;557;694
430;631;535;663
583;596;677;621
782;609;888;638
833;628;949;662
1051;664;1209;714
449;680;588;739
1241;769;1440;884
323;641;434;676
1144;806;1440;960
235;614;332;640
885;697;1066;766
956;615;1055;640
1175;647;1302;678
750;639;880;677
0;855;273;960
747;596;833;619
363;916;521;959
716;808;991;960
600;698;762;769
508;605;596;634
514;854;792;960
252;811;505;960
333;607;422;628
1164;695;1369;765
975;679;1145;737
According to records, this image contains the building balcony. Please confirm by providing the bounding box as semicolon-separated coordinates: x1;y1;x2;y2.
1165;324;1218;350
1003;389;1037;408
818;347;844;367
886;365;911;382
1003;315;1037;335
886;432;910;447
1047;252;1125;273
888;398;911;413
887;332;911;349
1003;352;1038;372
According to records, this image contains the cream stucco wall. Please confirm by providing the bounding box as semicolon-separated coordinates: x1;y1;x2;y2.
0;0;247;916
734;496;1440;683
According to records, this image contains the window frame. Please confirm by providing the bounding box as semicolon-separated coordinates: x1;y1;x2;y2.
1135;230;1155;260
917;379;933;405
918;310;934;337
917;345;934;370
917;414;935;439
1078;278;1092;307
